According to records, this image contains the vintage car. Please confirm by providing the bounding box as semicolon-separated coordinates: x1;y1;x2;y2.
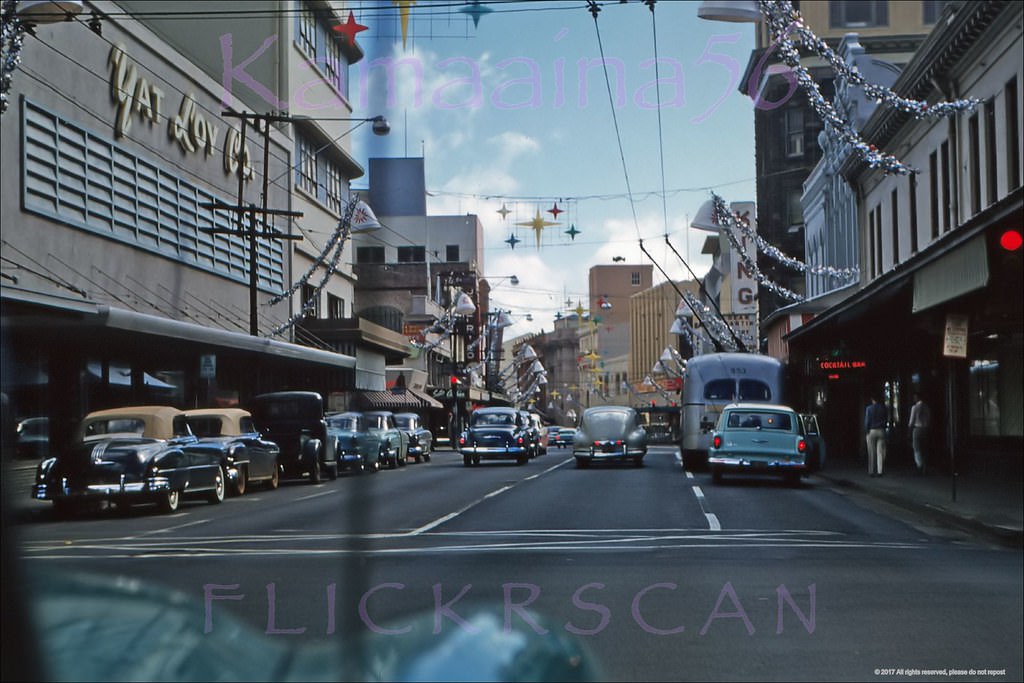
458;407;531;466
325;412;381;473
182;408;281;494
550;427;577;449
76;405;196;444
572;406;648;468
248;392;338;483
518;410;541;459
707;403;809;485
528;412;549;456
393;412;433;463
362;411;407;469
33;438;225;514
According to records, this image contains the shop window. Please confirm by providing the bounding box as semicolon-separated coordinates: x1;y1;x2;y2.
446;244;460;262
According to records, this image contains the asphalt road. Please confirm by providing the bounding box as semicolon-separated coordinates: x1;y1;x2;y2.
8;446;1023;682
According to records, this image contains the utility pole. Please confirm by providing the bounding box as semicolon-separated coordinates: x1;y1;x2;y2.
200;112;303;336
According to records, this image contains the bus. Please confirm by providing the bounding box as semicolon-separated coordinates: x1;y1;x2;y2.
680;353;786;470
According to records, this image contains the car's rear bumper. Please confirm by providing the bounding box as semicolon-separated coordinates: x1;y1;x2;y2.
459;445;528;458
708;455;806;471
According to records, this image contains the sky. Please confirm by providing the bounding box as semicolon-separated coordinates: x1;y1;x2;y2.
349;0;760;339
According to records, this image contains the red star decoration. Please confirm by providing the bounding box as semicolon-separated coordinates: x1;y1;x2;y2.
333;11;368;46
547;202;563;218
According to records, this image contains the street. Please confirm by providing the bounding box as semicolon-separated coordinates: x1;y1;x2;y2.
9;446;1023;682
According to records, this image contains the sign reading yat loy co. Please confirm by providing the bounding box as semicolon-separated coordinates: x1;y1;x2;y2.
108;44;253;180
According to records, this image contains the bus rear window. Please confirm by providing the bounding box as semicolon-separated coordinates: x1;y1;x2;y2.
738;379;772;401
704;379;735;401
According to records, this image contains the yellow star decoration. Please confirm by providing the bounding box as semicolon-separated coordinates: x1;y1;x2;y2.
517;209;560;248
393;0;416;49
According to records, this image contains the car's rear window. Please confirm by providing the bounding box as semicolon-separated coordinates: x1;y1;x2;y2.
185;417;223;437
726;411;793;430
472;412;516;426
85;419;145;436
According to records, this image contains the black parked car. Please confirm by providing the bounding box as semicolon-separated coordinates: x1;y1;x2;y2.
458;407;531;466
393;412;433;463
182;408;281;494
248;392;338;483
33;438;226;514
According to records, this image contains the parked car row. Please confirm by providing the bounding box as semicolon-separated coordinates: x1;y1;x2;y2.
31;393;436;516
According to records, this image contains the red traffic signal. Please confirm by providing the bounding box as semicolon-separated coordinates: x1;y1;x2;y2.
450;375;462;387
999;229;1023;251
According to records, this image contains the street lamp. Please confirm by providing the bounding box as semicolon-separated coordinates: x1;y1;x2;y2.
697;1;762;23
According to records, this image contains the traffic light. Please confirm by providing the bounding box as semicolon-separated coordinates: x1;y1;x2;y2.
989;227;1022;315
450;375;461;388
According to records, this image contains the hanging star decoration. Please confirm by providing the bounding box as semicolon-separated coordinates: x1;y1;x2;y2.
393;0;416;50
496;203;511;220
333;10;368;46
565;224;581;240
517;209;560;248
459;0;492;28
547;202;564;219
505;233;521;249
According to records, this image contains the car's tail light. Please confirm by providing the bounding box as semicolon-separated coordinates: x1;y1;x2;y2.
458;436;467;446
712;435;722;449
797;438;807;453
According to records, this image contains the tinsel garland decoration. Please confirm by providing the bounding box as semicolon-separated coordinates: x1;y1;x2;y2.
758;0;979;175
270;196;358;336
682;292;759;352
711;194;858;283
1;0;27;116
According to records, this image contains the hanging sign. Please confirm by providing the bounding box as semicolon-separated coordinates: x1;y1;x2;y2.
943;313;969;358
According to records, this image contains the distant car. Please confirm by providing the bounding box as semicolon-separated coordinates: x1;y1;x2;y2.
325;412;381;473
362;411;407;469
33;438;225;515
707;403;809;485
76;405;196;445
518;410;541;458
248;392;338;483
393;412;433;463
458;406;532;466
182;408;281;494
572;406;648;468
15;416;49;460
528;413;549;456
550;427;577;449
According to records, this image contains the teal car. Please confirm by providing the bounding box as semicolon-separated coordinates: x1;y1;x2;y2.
362;411;407;470
707;403;809;486
326;412;381;473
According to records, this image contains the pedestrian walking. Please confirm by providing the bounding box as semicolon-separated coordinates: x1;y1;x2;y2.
908;392;931;474
864;394;887;477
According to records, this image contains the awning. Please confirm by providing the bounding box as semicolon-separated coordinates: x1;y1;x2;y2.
358;387;443;410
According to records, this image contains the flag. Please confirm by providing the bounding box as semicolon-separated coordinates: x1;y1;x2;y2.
351;199;382;232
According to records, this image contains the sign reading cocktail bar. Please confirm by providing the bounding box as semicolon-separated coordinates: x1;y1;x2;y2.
108;44;253;180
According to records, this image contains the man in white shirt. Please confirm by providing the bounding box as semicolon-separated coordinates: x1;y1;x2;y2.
908;393;931;474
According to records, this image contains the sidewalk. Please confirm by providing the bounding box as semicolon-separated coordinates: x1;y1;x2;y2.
816;457;1023;549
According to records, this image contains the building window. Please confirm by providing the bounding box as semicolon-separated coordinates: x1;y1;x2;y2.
868;207;876;279
1008;76;1021;191
397;246;426;263
829;1;888;28
922;0;950;24
356;246;385;264
301;284;320;319
909;173;918;254
328;294;344;320
940;141;951;232
446;244;460;262
890;188;899;265
985;98;998;206
297;134;317;194
929;151;939;240
325;162;344;214
631;271;641;286
968;112;981;215
783;108;804;158
297;5;317;57
874;205;883;276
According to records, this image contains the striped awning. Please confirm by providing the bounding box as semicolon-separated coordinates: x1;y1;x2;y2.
358;388;443;410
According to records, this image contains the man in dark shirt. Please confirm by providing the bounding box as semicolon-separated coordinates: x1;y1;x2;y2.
864;395;887;477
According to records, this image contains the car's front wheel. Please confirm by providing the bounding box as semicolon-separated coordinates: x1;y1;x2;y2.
208;467;225;504
267;465;280;490
310;458;322;484
463;453;472;467
575;457;590;469
232;465;247;496
160;489;180;513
